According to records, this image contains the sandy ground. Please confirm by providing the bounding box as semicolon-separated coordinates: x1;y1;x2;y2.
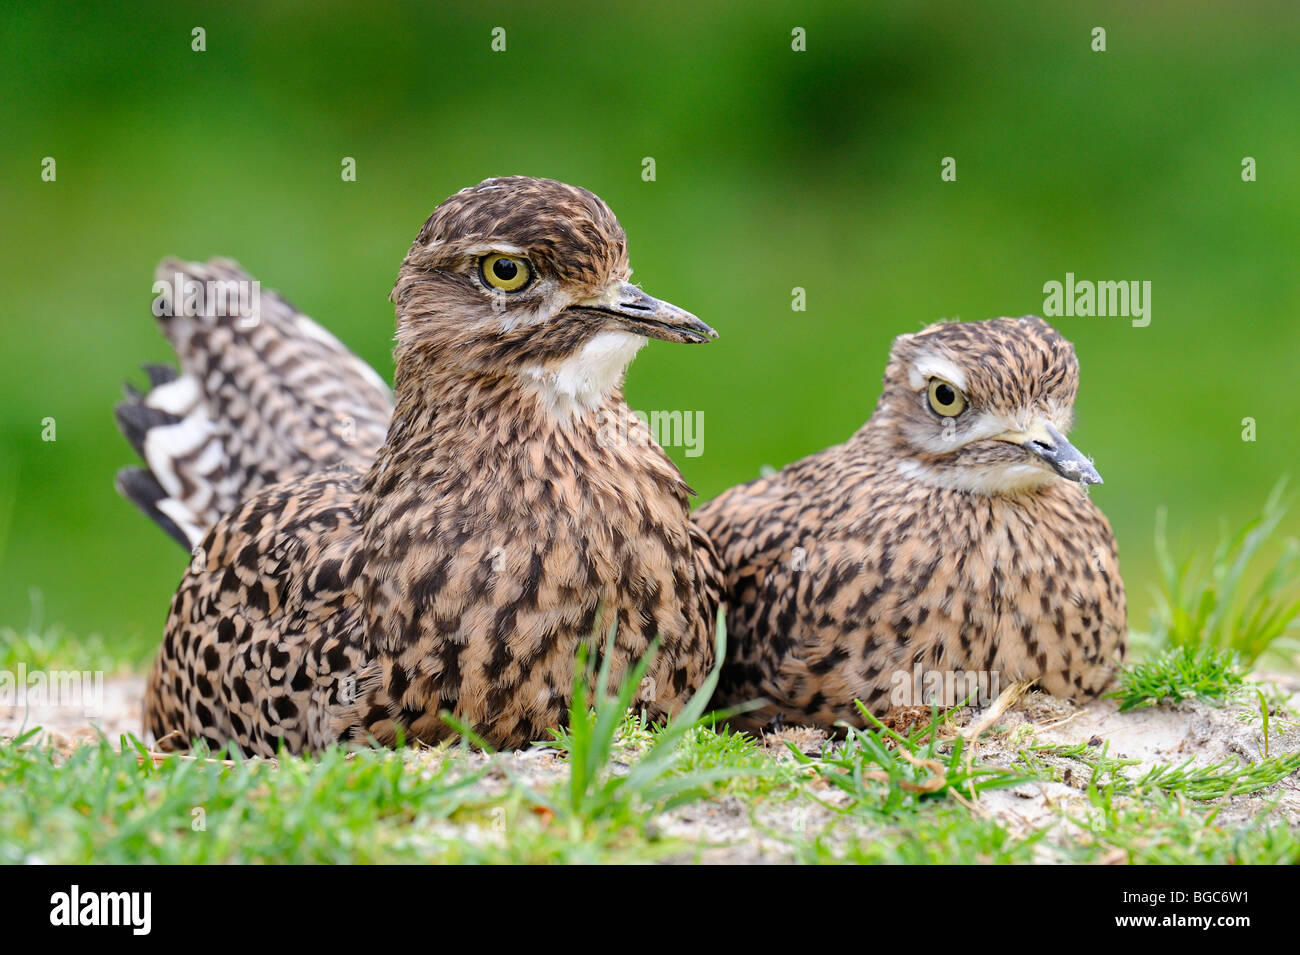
0;674;145;754
4;672;1299;863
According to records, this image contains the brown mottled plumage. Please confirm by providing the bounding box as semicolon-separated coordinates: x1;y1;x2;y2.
695;317;1126;732
120;176;723;755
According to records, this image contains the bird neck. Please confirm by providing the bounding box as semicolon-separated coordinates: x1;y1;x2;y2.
353;347;690;602
370;354;524;465
358;347;649;515
845;405;896;456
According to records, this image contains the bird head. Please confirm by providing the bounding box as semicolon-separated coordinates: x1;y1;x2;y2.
875;316;1101;495
391;177;715;413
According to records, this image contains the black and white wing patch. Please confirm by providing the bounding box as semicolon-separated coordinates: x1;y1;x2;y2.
115;258;395;549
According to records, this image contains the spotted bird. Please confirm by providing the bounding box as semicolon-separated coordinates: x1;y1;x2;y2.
116;177;723;755
694;317;1126;732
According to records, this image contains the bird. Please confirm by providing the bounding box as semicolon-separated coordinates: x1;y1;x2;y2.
115;176;723;755
693;316;1127;733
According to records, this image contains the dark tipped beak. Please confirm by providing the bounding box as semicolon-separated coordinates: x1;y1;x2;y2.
574;282;717;344
1022;422;1103;486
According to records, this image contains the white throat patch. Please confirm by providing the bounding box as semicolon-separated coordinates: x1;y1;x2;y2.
897;459;1056;496
521;330;646;417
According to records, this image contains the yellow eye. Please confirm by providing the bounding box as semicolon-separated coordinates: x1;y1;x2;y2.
927;378;967;417
480;253;531;292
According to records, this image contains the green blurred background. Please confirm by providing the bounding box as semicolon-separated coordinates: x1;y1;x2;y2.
2;1;1297;655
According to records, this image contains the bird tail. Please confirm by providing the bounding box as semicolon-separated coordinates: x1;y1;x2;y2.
115;258;395;549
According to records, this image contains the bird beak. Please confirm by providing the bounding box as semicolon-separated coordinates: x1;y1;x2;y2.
572;282;718;344
997;421;1103;485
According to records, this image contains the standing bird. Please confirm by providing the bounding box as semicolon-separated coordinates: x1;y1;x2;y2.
695;317;1126;732
117;177;722;755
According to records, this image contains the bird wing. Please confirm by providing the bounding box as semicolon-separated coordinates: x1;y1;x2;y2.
115;258;395;548
694;472;797;597
145;470;370;756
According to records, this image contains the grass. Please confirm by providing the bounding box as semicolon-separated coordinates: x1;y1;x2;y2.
1151;480;1300;664
1110;646;1247;711
3;678;1298;862
1023;739;1300;801
1061;791;1300;865
8;722;1290;863
520;613;766;834
1016;740;1142;787
0;731;489;864
793;806;1042;864
788;703;1027;813
1134;753;1300;800
770;705;1043;863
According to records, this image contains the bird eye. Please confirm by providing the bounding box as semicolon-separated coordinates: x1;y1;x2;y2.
480;253;531;292
927;378;967;417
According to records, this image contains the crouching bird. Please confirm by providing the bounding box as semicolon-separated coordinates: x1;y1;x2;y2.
116;177;722;755
694;317;1126;733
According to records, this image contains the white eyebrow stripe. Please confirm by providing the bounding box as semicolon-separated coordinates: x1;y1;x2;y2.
464;241;528;257
908;353;967;391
